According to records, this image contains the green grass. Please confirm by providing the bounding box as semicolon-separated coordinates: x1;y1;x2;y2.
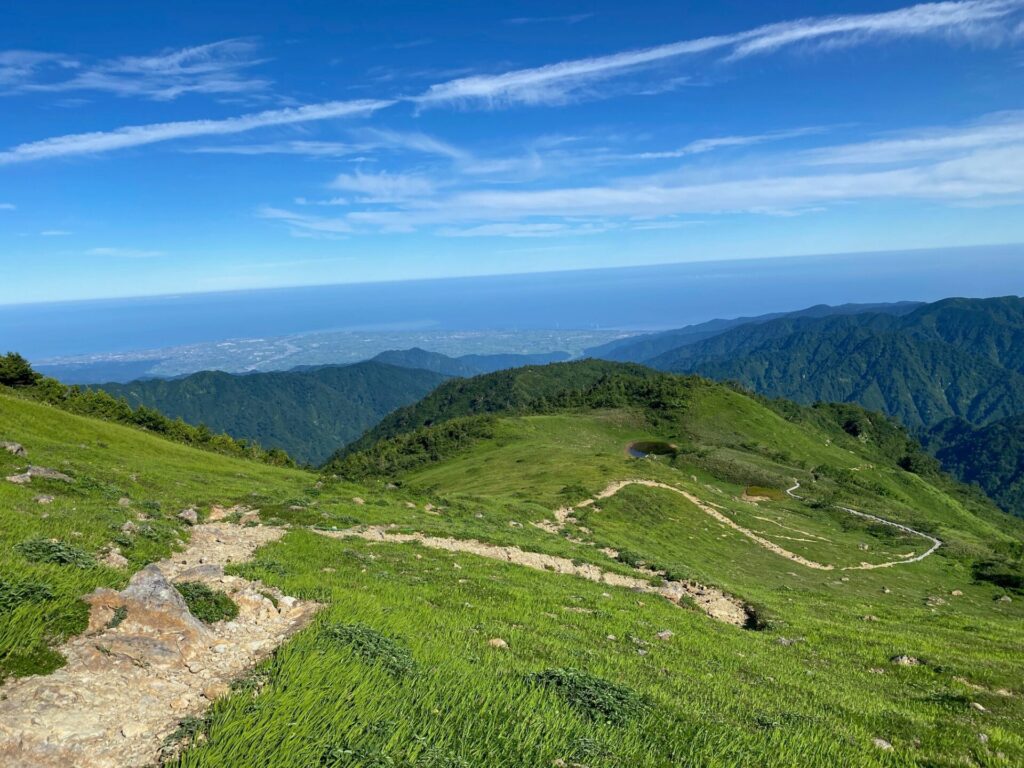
176;582;240;624
3;379;1024;767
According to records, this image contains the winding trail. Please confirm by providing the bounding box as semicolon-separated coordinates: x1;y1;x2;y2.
314;525;751;626
785;482;942;569
550;478;941;573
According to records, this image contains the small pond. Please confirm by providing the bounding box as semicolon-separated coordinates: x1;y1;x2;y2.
627;441;678;458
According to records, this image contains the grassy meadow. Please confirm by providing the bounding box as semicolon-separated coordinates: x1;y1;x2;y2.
1;378;1022;766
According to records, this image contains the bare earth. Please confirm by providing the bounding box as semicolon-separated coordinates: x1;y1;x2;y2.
315;524;751;626
0;523;319;768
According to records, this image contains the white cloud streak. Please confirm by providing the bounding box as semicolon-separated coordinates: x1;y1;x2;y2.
420;0;1024;106
805;111;1024;164
7;39;269;100
329;170;436;202
257;113;1024;237
0;99;393;164
86;247;164;258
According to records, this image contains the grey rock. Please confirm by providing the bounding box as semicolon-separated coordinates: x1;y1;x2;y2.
177;508;199;525
1;441;27;457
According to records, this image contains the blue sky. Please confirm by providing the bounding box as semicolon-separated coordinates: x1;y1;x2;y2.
2;0;1023;304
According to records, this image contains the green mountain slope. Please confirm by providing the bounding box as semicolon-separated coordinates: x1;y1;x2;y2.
336;359;657;458
371;347;571;376
96;361;448;465
645;297;1024;429
635;297;1024;514
586;302;921;362
927;415;1024;518
2;363;1023;767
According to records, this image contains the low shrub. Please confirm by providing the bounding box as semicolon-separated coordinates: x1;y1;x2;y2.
16;538;96;568
0;576;54;613
322;622;417;678
175;581;239;623
526;667;643;724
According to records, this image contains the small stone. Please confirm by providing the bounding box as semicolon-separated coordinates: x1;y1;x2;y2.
452;562;462;570
474;513;484;519
951;590;963;596
121;722;149;739
404;501;416;509
1;441;27;457
34;494;54;504
971;702;987;713
881;587;891;594
102;549;129;568
202;682;230;700
872;738;893;751
487;637;508;649
840;577;850;582
607;634;617;641
238;510;260;525
187;661;205;674
351;497;365;505
979;733;989;744
509;520;522;528
862;615;879;622
120;521;138;534
27;466;72;482
212;644;229;654
656;630;674;641
321;567;335;573
177;508;198;525
118;497;131;507
891;654;920;666
997;595;1012;603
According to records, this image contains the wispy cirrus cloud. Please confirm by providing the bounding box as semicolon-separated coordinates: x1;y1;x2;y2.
329;170;436;202
5;39;269;100
0;203;15;210
804;111;1024;165
40;229;72;236
626;127;827;160
0;50;77;88
86;247;164;258
190;140;368;157
503;14;594;26
420;0;1024;107
0;99;393;164
258;112;1024;237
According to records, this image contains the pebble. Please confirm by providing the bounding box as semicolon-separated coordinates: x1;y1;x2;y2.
487;638;508;649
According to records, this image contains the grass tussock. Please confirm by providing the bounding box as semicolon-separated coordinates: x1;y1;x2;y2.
16;538;96;568
526;668;644;725
322;622;417;678
174;582;239;624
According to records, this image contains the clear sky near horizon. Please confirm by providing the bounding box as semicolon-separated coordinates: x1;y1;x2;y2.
2;0;1024;305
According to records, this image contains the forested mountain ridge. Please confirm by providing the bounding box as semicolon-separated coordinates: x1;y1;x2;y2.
370;348;571;377
585;301;922;363
645;297;1024;429
95;361;448;465
629;296;1024;515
